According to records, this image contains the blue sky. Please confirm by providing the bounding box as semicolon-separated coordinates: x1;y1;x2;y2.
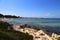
0;0;60;18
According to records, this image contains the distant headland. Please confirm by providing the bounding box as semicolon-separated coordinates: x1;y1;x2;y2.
0;13;22;18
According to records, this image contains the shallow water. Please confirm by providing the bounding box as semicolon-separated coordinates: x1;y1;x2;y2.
6;18;60;34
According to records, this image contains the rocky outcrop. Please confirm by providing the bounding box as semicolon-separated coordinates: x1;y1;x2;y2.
9;24;60;40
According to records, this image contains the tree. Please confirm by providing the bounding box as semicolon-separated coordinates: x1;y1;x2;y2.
0;14;4;17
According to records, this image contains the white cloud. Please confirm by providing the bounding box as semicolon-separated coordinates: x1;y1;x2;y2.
45;13;51;17
42;13;55;18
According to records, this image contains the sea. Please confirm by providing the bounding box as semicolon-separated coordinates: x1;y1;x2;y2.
6;18;60;34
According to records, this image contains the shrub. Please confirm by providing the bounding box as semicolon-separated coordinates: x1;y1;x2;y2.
0;21;10;29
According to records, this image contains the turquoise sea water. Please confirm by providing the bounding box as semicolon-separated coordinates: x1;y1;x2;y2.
6;18;60;34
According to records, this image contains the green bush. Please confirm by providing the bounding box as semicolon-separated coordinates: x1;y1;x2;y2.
0;21;9;29
0;21;33;40
0;30;33;40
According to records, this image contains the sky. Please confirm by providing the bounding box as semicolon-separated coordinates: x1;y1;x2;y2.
0;0;60;18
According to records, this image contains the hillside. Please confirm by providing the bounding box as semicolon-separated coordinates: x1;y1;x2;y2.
0;21;33;40
0;14;21;18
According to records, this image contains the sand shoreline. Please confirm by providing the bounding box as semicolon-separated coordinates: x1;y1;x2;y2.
0;18;20;21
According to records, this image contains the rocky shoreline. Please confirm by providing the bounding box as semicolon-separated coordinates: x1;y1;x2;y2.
8;24;60;40
0;18;60;40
